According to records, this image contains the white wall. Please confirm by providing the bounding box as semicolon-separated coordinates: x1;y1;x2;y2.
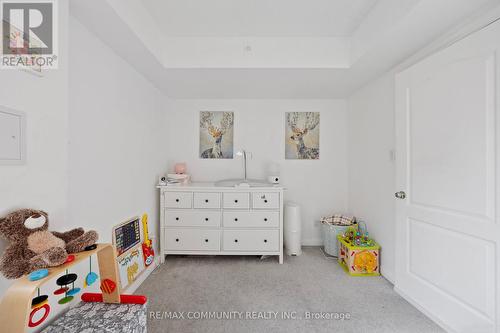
0;2;69;297
347;73;396;282
68;16;167;244
166;99;348;245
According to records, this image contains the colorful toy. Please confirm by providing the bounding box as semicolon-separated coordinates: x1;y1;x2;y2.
114;217;146;289
53;287;68;295
64;255;75;264
141;214;155;266
118;247;144;287
354;250;378;273
85;256;98;286
29;269;49;281
338;234;380;276
28;304;50;327
56;271;78;304
100;278;116;294
341;222;375;248
113;217;141;257
0;243;149;332
81;293;147;305
66;287;81;296
31;295;48;308
28;289;50;328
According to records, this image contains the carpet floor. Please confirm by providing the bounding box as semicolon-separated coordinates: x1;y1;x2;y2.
136;247;443;333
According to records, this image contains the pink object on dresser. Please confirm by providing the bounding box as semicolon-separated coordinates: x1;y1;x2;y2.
174;163;187;174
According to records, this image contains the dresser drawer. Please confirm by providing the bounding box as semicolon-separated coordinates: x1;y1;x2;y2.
252;192;279;209
223;193;250;209
223;230;279;252
223;211;279;228
193;192;221;209
165;210;221;227
165;228;220;251
165;192;192;209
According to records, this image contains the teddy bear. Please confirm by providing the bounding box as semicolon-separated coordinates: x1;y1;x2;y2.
0;208;98;279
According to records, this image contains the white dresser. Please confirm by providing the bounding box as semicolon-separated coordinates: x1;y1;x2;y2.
158;183;284;264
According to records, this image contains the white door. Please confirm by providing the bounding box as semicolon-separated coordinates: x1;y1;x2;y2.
395;21;500;333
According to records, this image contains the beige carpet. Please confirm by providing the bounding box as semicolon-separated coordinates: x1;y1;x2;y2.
137;247;443;333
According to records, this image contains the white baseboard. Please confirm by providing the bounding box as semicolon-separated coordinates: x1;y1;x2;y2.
382;271;395;284
123;256;160;294
394;286;454;333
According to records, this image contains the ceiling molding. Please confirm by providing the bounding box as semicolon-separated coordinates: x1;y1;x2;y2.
142;0;378;37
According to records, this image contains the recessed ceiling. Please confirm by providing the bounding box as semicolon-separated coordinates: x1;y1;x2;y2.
72;0;500;98
141;0;378;37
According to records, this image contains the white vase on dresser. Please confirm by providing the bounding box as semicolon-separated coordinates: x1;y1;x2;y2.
158;182;284;264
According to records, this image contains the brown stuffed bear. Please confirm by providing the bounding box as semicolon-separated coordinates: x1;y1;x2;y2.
0;208;98;279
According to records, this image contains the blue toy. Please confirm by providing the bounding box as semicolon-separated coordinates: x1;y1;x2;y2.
29;269;49;281
66;287;81;296
85;257;99;286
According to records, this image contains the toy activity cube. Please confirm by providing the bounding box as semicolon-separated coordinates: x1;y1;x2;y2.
337;235;380;276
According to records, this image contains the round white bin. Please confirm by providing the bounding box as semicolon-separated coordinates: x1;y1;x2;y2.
284;202;302;256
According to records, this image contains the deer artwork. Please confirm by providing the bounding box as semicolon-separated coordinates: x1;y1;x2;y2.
200;112;234;159
287;112;320;159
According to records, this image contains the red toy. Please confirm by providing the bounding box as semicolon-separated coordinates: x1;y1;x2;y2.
64;255;75;264
81;293;147;305
100;279;116;294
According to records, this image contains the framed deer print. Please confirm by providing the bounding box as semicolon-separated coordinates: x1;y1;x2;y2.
199;111;234;159
285;112;320;160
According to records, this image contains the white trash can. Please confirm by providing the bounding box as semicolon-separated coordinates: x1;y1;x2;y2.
284;202;302;256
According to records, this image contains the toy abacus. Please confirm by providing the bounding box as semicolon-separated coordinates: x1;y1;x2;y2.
0;243;146;332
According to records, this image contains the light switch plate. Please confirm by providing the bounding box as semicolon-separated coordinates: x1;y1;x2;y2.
0;106;26;165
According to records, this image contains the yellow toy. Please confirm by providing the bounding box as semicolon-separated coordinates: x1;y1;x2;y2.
127;262;139;284
142;214;152;248
141;214;155;266
353;250;377;273
338;234;380;276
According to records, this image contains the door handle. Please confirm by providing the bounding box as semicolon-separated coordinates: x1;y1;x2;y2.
395;191;406;199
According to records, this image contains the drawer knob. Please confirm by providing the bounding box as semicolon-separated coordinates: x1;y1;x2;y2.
234;218;238;222
264;218;268;222
205;199;209;203
264;199;268;203
264;239;268;243
175;238;179;242
205;218;209;221
234;239;238;243
175;217;179;221
175;199;180;202
205;239;209;243
234;199;238;203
